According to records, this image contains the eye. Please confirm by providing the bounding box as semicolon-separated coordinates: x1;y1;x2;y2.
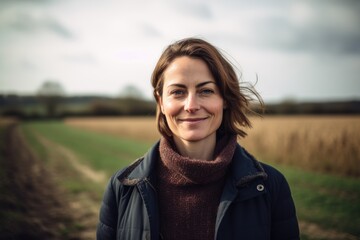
200;88;215;95
170;89;186;97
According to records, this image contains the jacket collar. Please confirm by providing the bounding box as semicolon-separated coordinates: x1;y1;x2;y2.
230;145;268;187
118;141;160;185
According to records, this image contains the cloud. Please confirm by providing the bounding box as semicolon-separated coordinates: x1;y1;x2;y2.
140;23;162;38
250;1;360;55
170;1;213;20
0;0;53;5
44;17;73;38
62;53;97;65
0;7;73;39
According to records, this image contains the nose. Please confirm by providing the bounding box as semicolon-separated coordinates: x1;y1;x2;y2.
184;93;200;112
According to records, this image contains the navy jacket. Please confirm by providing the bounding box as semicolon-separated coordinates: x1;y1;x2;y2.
97;142;299;240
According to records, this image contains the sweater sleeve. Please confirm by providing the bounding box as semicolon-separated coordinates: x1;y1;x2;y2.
269;170;300;240
96;176;118;240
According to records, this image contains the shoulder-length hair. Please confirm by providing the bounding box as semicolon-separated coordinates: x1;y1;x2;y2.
151;37;263;139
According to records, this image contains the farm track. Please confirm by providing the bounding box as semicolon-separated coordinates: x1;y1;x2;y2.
35;134;107;185
33;133;107;240
2;124;79;239
2;124;107;239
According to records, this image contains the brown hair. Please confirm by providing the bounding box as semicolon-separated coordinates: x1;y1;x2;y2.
151;37;263;139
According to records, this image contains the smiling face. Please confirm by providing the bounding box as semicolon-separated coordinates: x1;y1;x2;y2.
159;56;225;145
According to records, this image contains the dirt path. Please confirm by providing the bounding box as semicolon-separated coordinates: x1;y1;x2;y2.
1;123;109;239
33;133;108;240
1;124;79;239
35;134;107;185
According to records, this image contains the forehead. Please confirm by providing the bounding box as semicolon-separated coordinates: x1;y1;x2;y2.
163;56;215;87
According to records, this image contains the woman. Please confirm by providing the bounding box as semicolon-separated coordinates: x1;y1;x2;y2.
97;38;299;240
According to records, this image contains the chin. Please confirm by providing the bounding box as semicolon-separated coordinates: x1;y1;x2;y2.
179;133;213;143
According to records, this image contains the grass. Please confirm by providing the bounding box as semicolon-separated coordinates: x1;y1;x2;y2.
21;124;48;160
21;121;152;176
21;121;151;202
275;164;360;237
21;120;360;239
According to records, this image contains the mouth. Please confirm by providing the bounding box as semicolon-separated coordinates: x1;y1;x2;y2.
178;117;208;123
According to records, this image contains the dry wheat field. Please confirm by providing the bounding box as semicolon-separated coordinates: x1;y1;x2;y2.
65;115;360;177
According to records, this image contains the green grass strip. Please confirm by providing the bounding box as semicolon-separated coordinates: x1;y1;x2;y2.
21;121;152;176
275;164;360;237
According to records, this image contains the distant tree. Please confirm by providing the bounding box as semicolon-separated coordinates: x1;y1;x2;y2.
37;80;65;118
119;85;144;99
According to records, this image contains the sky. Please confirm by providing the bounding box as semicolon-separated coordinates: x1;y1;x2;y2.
0;0;359;103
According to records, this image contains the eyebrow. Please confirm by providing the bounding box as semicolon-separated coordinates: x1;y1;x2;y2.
168;81;216;88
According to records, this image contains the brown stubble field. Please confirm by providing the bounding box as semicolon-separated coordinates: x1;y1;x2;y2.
241;115;360;177
65;115;360;177
66;116;160;142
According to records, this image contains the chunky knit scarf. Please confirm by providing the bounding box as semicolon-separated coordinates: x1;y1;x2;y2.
156;135;237;240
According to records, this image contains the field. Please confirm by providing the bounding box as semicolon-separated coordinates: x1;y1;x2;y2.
242;115;360;177
1;116;359;239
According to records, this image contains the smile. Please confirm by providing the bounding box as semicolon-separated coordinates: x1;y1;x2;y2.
178;117;208;123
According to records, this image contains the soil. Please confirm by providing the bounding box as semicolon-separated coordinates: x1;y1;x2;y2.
0;123;103;240
0;123;77;239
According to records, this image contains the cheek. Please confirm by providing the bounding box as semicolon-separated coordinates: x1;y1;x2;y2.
162;100;181;117
211;100;225;116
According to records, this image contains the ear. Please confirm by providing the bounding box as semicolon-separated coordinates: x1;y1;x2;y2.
223;101;228;110
157;92;165;113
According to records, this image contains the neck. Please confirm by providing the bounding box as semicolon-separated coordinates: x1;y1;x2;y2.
173;136;216;160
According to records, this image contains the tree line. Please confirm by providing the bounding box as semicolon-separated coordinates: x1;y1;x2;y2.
1;94;359;120
0;94;156;119
2;80;359;119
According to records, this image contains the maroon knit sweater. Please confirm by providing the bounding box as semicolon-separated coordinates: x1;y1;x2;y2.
156;135;237;240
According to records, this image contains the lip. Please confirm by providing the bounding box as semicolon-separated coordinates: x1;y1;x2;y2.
178;117;208;123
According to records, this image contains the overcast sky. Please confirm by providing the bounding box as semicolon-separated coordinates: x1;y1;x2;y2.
0;0;359;102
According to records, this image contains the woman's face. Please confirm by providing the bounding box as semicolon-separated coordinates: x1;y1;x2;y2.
159;56;225;144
